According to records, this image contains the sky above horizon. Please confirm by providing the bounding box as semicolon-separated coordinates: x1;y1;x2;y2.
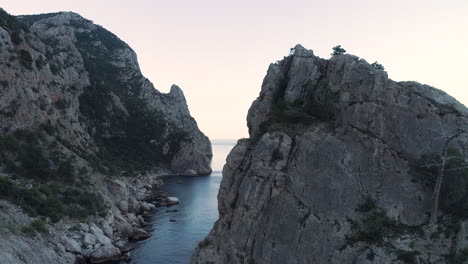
3;0;467;139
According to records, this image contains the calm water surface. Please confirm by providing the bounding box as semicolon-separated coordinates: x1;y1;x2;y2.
127;140;236;264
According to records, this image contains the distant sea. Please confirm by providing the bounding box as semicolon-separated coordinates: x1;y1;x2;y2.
125;139;237;264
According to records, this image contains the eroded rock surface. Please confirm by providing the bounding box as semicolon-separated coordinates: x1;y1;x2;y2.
192;45;468;264
0;8;211;264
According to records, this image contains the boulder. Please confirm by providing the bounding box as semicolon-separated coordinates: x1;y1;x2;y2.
137;215;145;225
127;213;137;224
127;197;140;213
114;240;134;253
132;228;151;240
89;245;121;263
81;248;94;258
62;236;81;254
105;213;115;225
184;169;197;176
95;234;112;246
90;223;112;245
79;223;89;233
121;252;132;262
136;191;148;201
166;197;179;205
83;233;97;248
141;201;155;211
100;220;113;237
117;200;129;213
115;216;134;239
76;254;87;264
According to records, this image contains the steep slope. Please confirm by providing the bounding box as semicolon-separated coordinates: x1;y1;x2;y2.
0;9;211;177
192;45;468;263
0;9;211;263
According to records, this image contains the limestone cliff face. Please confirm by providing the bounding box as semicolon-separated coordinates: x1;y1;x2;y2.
0;9;211;264
0;10;211;175
192;45;468;263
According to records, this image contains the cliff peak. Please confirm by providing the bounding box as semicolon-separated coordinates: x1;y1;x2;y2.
193;46;468;264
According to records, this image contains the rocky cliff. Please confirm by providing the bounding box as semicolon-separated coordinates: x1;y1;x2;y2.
0;9;211;176
192;45;468;263
0;8;211;263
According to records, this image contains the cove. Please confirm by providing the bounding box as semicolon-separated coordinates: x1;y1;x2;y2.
126;140;236;264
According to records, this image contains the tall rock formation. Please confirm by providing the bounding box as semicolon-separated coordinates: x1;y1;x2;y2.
0;9;211;263
0;9;211;175
192;45;468;263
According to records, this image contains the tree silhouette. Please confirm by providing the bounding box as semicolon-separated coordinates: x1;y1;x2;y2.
421;126;467;225
331;45;346;56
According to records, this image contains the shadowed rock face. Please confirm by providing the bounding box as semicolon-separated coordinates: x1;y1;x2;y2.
0;9;211;263
0;10;211;175
192;45;468;263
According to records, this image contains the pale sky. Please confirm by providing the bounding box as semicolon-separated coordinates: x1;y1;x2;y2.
3;0;468;139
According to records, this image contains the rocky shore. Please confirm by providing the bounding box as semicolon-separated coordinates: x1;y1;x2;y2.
0;8;211;264
0;172;184;264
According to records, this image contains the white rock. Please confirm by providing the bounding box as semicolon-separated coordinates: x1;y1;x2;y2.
90;245;121;263
100;221;113;237
62;236;82;254
132;228;151;240
90;223;112;245
127;213;137;224
89;223;104;236
184;169;197;175
137;215;145;225
167;197;179;205
128;197;140;213
83;233;97;248
79;223;89;233
117;200;129;213
140;202;154;211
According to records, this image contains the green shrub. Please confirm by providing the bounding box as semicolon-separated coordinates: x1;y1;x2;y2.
54;99;67;110
198;238;210;248
39;122;55;135
31;219;47;233
18;144;53;180
21;225;36;237
346;202;423;246
371;61;385;70
331;45;346;56
355;196;377;213
0;176;14;195
35;57;44;70
11;31;22;45
18;50;33;70
0;80;8;88
0;9;28;46
5;223;19;235
0;176;106;222
74;25;188;175
454;248;468;264
0;134;19;152
346;210;398;244
396;249;419;264
56;158;74;181
49;63;60;75
303;80;339;121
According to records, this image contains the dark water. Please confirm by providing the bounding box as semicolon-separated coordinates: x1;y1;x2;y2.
127;140;236;264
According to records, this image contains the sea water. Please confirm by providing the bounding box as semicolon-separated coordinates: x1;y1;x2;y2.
127;139;236;264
